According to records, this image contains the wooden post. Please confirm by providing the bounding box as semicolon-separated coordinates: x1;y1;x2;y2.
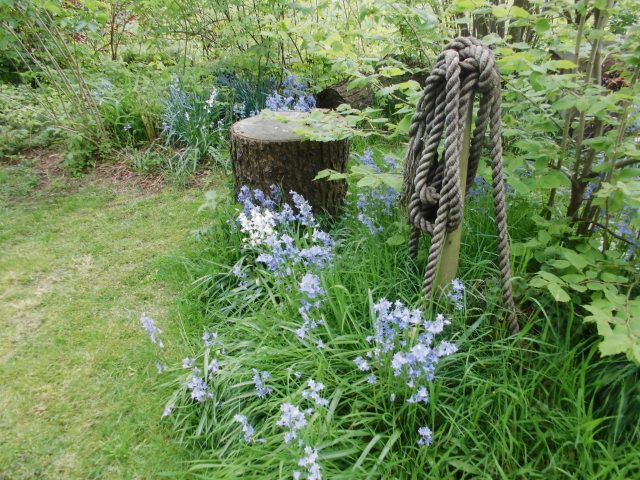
434;104;473;291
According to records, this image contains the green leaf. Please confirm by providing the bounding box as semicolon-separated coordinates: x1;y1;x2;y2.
575;97;590;113
552;96;575;111
357;176;379;188
395;114;412;135
600;272;628;283
550;259;571;269
538;170;570;189
314;169;331;180
547;283;570;302
550;59;577;70
562;250;589;270
510;5;530;17
534;18;551;33
386;234;405;246
562;273;586;283
378;174;402;191
492;6;508;17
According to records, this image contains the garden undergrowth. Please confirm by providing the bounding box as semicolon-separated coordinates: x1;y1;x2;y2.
147;182;640;479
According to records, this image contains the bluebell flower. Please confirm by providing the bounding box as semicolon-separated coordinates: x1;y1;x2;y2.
354;356;370;372
407;385;429;404
156;362;166;374
162;406;173;417
208;359;220;378
290;191;316;227
253;188;276;210
417;426;433;447
233;414;256;443
274;203;297;224
298;273;324;299
359;148;380;172
311;229;335;248
182;357;195;369
297;445;322;480
447;278;464;311
277;403;308;443
265;76;316;113
269;184;283;204
383;155;398;170
233;102;247;118
203;330;219;348
252;368;273;398
355;183;399;234
140;313;163;348
237;185;255;213
357;212;381;234
468;175;489;198
187;374;212;402
362;299;456;406
299;245;334;268
302;378;329;407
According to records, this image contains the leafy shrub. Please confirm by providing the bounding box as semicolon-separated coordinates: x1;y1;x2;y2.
216;72;277;117
88;66;166;147
0;83;56;158
63;130;99;175
160;77;232;174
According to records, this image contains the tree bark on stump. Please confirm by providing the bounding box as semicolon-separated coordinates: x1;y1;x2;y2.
230;112;350;214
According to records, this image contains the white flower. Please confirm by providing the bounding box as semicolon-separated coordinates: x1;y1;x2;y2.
277;403;308;443
302;378;329;407
238;207;276;246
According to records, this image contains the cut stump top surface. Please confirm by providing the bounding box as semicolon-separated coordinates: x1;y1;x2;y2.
231;110;340;143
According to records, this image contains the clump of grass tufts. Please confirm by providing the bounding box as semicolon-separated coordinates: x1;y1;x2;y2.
148;181;640;479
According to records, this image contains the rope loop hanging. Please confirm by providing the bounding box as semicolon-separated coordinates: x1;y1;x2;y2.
403;36;519;334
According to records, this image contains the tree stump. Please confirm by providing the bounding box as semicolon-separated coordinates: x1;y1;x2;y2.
316;79;374;110
230;111;350;214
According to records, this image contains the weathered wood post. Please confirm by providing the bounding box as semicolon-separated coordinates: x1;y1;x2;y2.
230;111;350;214
433;104;473;291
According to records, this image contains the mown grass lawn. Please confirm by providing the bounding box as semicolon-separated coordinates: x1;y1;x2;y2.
0;161;212;479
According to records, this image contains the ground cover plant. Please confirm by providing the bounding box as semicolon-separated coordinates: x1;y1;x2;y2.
1;0;639;478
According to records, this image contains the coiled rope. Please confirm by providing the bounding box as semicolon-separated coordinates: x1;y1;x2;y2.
403;36;519;334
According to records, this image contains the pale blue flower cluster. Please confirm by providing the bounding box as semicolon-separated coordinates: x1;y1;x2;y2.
357;148;398;173
187;373;213;402
277;402;310;444
354;149;400;234
359;299;457;405
417;426;433;447
468;175;489;198
265;75;316;112
203;330;220;348
296;274;326;347
140;313;163;348
447;278;465;311
277;377;328;479
294;446;322;480
236;186;335;281
233;414;258;443
253;369;273;398
301;378;329;407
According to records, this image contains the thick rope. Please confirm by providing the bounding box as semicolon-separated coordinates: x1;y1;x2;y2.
403;37;519;334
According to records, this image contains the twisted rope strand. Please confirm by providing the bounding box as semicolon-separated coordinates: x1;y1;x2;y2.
403;37;519;334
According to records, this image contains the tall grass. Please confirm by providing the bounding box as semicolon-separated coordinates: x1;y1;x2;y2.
155;184;640;479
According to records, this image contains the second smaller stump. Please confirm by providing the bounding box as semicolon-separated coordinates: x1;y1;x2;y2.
230;111;349;214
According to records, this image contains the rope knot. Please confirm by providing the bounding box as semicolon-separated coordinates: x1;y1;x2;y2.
403;36;519;334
